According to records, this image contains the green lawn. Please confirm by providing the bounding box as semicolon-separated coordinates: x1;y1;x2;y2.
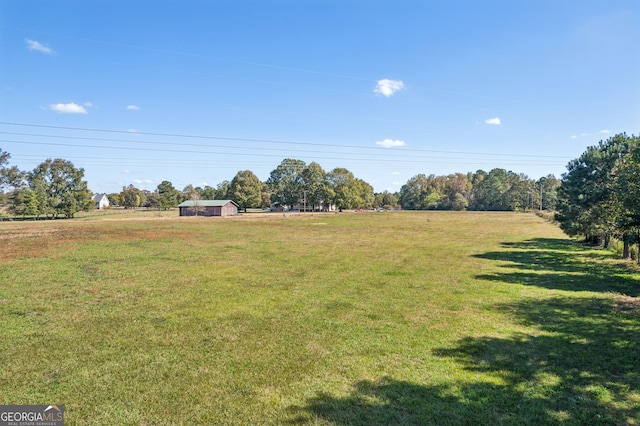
1;211;639;425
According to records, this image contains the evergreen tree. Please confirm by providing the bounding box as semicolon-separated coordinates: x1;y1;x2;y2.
157;180;179;210
557;134;637;247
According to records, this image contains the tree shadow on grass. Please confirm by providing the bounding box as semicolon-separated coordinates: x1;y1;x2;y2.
434;297;640;425
291;377;559;426
290;297;640;425
291;239;640;425
473;238;640;296
288;376;554;425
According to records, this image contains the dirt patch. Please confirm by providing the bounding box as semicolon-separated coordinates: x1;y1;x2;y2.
613;295;640;317
0;222;69;260
0;221;189;264
0;212;339;264
0;225;62;240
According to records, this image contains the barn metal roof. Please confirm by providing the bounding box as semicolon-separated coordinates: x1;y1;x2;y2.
178;200;238;207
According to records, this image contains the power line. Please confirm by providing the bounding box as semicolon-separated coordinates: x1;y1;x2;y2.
0;121;569;160
1;138;565;167
0;131;566;165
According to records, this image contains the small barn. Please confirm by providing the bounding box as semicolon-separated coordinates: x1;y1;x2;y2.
178;200;239;217
93;193;110;209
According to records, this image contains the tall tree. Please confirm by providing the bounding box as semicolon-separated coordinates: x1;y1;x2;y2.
469;168;511;211
0;149;26;206
143;192;162;210
326;168;358;209
8;188;39;218
438;173;472;210
157;180;179;210
228;170;262;212
353;178;375;209
260;183;272;209
31;175;54;218
267;158;306;210
399;174;446;210
28;158;92;218
613;140;640;261
0;149;10;193
198;185;216;200
302;162;327;211
215;180;231;200
537;174;561;211
399;174;431;210
121;184;143;209
557;134;637;249
504;172;534;211
107;193;122;206
182;185;198;202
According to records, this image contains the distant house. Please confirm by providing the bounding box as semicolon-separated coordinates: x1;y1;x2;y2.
270;202;336;212
178;200;239;217
93;193;110;209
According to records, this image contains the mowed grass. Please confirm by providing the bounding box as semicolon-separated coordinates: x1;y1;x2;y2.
1;211;639;425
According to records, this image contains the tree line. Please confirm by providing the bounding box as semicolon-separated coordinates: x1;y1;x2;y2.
108;159;378;212
108;159;561;214
1;150;564;218
556;133;640;261
0;150;92;218
399;170;559;211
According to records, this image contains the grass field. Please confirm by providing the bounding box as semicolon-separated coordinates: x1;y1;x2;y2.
1;211;639;425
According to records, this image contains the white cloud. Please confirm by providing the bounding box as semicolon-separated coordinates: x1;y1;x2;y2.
391;171;401;175
376;139;406;148
570;129;611;140
485;117;501;125
49;102;88;114
25;39;54;55
134;179;154;184
374;79;404;97
126;105;140;111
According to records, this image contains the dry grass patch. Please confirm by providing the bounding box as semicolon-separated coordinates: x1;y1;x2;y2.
0;220;200;264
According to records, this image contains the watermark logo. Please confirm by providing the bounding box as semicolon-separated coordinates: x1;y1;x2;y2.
0;405;64;426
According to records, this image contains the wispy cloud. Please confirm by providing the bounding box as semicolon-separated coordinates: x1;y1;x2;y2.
376;139;406;148
485;117;501;125
570;129;610;140
374;79;404;97
126;105;140;111
49;102;88;114
391;171;401;175
25;39;54;55
134;179;153;184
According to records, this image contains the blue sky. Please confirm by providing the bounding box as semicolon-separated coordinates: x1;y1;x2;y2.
1;0;639;194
